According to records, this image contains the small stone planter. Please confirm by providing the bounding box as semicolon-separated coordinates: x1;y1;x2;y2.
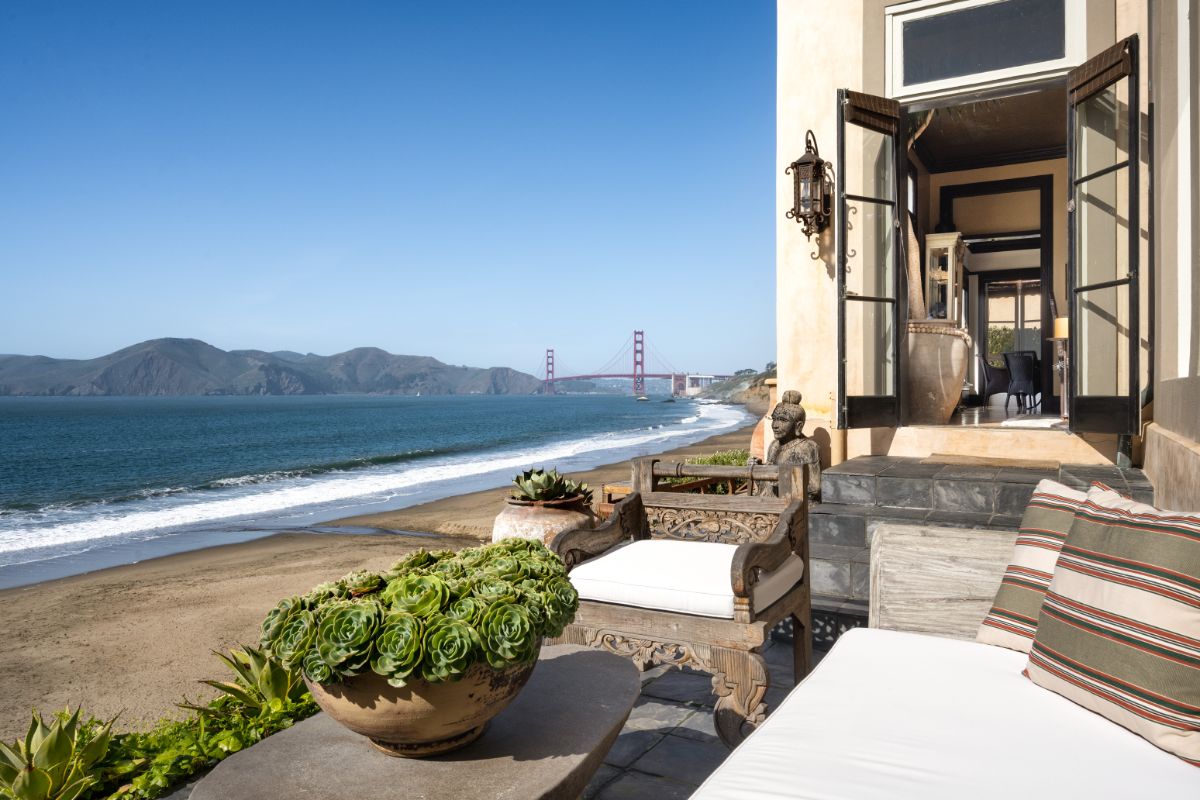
492;496;596;545
305;658;538;757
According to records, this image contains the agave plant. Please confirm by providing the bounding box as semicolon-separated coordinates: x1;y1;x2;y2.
0;709;110;800
181;646;310;719
510;468;593;505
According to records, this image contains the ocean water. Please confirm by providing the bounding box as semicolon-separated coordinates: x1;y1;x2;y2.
0;395;748;587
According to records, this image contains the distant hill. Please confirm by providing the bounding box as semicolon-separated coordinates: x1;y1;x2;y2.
697;367;775;414
0;338;542;397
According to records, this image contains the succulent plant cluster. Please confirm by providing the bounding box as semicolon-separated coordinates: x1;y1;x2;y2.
510;468;593;505
259;538;578;688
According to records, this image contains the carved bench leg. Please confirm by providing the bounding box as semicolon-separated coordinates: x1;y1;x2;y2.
792;610;813;683
708;647;768;748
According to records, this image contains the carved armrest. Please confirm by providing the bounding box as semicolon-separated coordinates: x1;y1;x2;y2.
549;493;648;571
729;499;808;598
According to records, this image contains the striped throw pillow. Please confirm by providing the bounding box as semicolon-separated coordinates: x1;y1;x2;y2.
1024;485;1200;766
977;480;1087;652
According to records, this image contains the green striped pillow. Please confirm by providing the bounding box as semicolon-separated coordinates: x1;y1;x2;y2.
1024;485;1200;766
977;480;1087;652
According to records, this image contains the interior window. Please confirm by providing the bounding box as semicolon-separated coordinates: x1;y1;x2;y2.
984;279;1042;363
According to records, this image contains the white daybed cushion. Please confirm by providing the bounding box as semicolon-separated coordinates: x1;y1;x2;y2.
691;628;1200;799
568;539;804;619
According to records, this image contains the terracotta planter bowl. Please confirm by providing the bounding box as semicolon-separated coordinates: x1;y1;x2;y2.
305;657;538;757
492;497;595;545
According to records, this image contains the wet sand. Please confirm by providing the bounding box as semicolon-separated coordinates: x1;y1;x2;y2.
0;418;759;740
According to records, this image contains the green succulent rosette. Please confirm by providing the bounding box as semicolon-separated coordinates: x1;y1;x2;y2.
261;596;305;646
444;576;474;599
272;608;318;669
341;569;384;597
444;596;486;627
473;576;518;606
432;558;466;579
422;616;482;682
382;573;450;617
484;553;527;582
480;602;539;668
370;612;425;687
540;577;579;638
304;580;349;605
302;649;334;684
456;547;490;568
316;599;384;678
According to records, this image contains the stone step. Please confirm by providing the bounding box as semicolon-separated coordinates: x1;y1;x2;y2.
810;502;1021;549
820;456;1153;513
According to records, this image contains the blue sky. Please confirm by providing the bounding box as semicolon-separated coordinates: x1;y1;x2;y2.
1;2;776;377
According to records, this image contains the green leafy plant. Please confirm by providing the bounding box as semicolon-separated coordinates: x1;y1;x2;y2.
181;645;309;719
509;468;593;505
0;709;110;800
260;538;578;688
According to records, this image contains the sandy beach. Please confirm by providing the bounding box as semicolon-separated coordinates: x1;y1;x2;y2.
0;419;758;740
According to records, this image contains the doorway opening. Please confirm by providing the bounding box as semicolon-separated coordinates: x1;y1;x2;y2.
904;85;1065;428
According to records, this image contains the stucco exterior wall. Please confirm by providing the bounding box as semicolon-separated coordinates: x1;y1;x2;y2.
1146;0;1200;509
776;0;867;465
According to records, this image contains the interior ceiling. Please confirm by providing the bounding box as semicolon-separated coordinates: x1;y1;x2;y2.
914;88;1067;173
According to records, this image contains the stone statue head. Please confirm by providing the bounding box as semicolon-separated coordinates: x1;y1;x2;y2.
769;390;807;443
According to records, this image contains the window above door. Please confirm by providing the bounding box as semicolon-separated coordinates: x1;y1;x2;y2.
886;0;1087;100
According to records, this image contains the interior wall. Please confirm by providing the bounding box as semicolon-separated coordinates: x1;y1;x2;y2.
927;160;1067;397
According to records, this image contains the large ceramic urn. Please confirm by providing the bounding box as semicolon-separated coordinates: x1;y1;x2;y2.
903;322;972;424
492;497;595;545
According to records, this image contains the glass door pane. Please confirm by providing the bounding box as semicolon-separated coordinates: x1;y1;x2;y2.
837;90;901;429
1067;36;1139;434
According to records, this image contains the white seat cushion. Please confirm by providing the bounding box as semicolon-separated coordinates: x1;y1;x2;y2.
568;539;804;619
691;628;1200;799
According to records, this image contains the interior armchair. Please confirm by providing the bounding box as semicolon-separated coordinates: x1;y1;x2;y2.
548;458;812;747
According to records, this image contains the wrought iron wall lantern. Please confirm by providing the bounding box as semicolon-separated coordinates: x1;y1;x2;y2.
785;130;832;240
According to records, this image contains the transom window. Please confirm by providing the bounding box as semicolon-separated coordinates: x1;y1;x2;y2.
887;0;1086;100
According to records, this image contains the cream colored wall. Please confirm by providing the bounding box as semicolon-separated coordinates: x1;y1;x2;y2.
776;0;867;465
1145;0;1200;509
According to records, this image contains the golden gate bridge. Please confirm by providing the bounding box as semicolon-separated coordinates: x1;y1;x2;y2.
538;330;730;397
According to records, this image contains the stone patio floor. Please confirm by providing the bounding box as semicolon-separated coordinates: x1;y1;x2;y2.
583;639;821;799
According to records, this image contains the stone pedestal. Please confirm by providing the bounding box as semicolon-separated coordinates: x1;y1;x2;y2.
189;646;639;800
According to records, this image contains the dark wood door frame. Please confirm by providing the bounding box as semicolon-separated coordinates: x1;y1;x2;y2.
937;175;1058;413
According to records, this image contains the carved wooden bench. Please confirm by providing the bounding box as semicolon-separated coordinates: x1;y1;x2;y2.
548;457;813;747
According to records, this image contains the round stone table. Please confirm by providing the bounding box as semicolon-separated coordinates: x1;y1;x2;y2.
189;645;639;800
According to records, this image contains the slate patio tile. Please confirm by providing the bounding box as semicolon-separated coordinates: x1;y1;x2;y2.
935;464;1000;480
596;771;696;800
641;668;715;706
670;710;720;743
877;476;932;508
622;697;696;732
630;734;729;785
603;729;667;768
583;764;623;799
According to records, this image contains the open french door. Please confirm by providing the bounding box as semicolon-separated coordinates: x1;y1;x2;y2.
837;89;903;429
1067;36;1140;434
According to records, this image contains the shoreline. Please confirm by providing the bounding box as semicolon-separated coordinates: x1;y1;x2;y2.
325;420;761;538
0;414;760;739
